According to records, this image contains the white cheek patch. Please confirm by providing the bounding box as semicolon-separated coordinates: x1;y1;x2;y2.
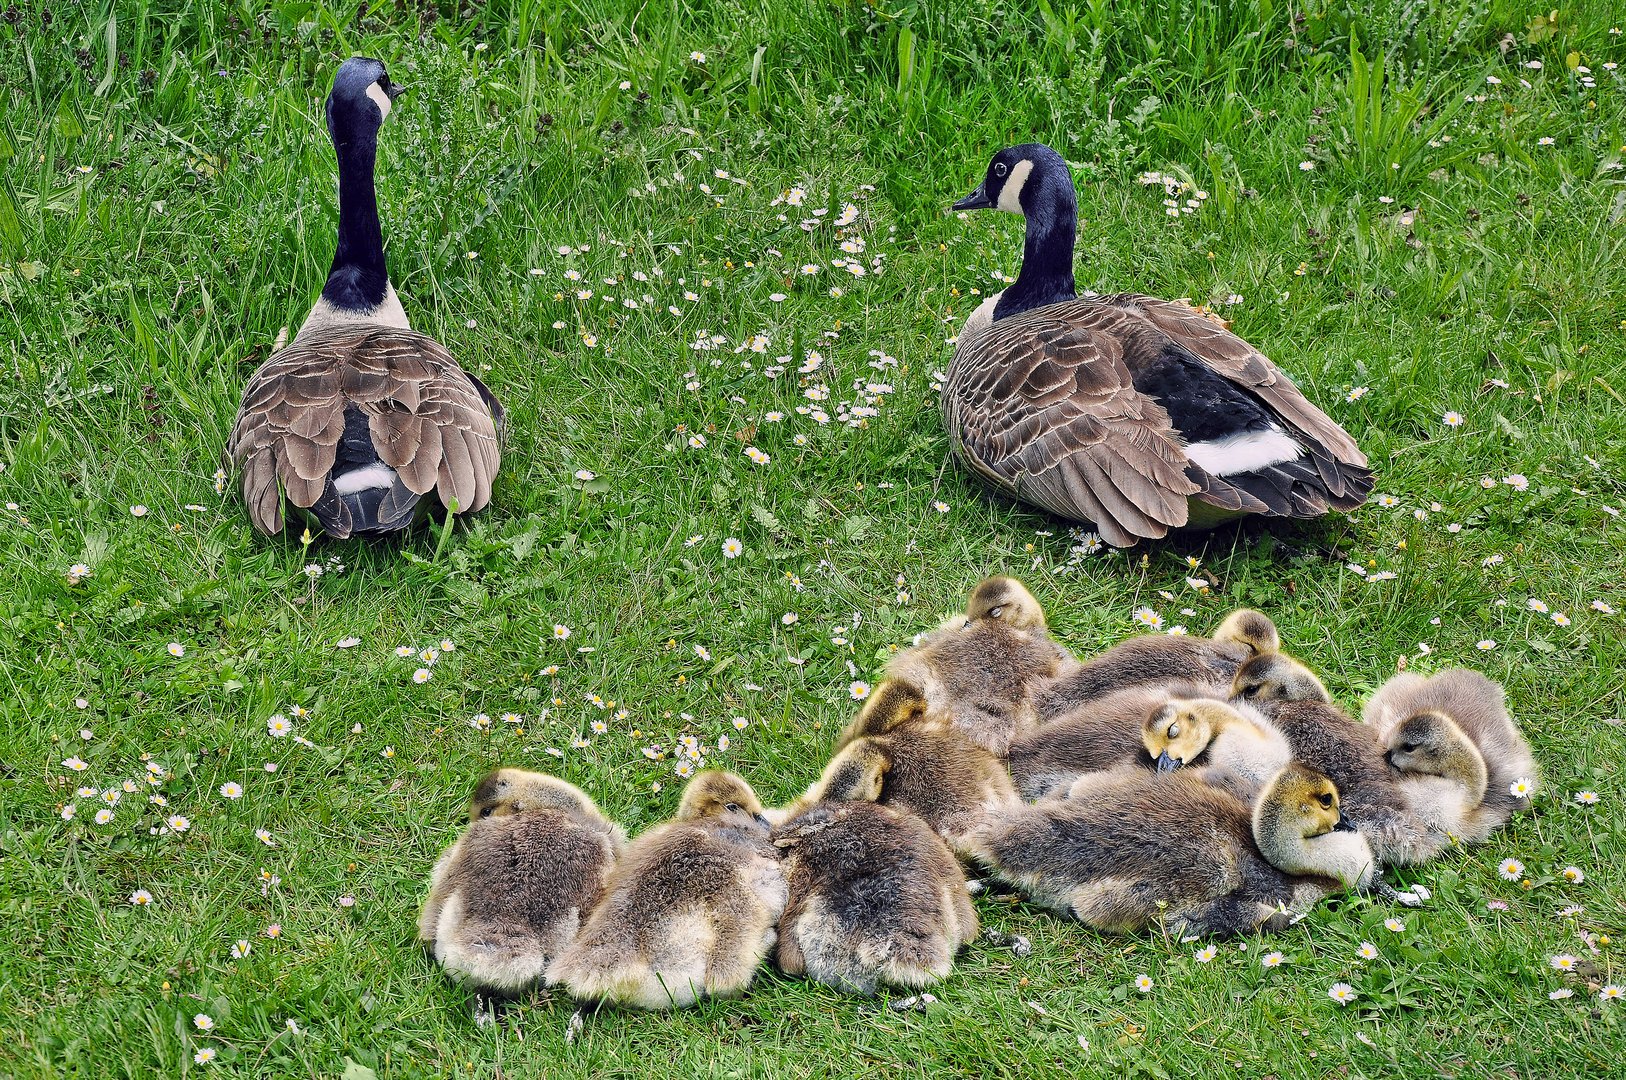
997;160;1034;214
366;82;392;119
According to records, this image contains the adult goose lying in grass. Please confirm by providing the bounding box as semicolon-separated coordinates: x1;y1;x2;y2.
227;57;503;539
944;143;1372;547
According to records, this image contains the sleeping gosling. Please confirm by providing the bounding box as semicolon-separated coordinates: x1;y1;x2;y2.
1140;697;1293;798
1035;608;1278;721
966;765;1373;937
547;771;786;1009
772;801;978;994
1372;670;1534;839
794;679;1020;858
1259;699;1449;866
417;769;625;996
1230;650;1332;708
1007;681;1214;800
886;576;1076;755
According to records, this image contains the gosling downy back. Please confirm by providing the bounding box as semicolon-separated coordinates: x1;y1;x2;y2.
1008;681;1212;799
801;680;1020;857
968;769;1353;937
547;771;786;1009
1035;608;1278;720
1364;668;1537;829
886;576;1075;755
772;801;977;994
417;770;624;994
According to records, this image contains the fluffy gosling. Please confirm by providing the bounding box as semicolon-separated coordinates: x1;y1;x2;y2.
772;801;978;994
548;772;786;1009
418;769;625;995
967;765;1373;937
1035;608;1278;720
886;576;1076;755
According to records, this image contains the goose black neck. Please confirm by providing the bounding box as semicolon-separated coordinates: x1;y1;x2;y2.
324;126;389;310
994;180;1077;320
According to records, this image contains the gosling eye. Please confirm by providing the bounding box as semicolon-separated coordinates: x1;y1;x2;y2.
1239;683;1260;699
1167;723;1180;739
724;802;741;814
480;806;494;818
1398;742;1418;754
993;161;1008;177
987;605;1005;619
1318;793;1334;809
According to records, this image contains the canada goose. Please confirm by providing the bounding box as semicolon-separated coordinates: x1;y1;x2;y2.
945;144;1373;546
548;771;786;1009
1141;697;1292;798
227;57;503;538
1008;682;1216;799
417;769;625;995
967;765;1373;936
1364;669;1537;839
1261;700;1446;866
772;801;977;994
886;576;1076;755
798;679;1020;859
1231;651;1332;708
1035;607;1278;720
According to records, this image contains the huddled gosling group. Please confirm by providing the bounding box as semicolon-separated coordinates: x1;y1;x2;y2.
419;576;1537;1013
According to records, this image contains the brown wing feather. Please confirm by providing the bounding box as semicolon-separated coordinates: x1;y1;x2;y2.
225;325;502;535
944;302;1199;546
1105;294;1367;467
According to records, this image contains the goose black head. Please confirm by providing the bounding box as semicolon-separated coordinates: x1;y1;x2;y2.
953;143;1071;216
326;56;405;142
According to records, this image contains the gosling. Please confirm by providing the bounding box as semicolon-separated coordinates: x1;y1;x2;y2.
967;765;1375;937
772;801;978;994
1035;608;1278;721
417;769;625;995
1365;668;1538;838
1140;697;1293;798
886;576;1076;755
1230;650;1332;708
548;771;786;1009
1007;681;1214;799
795;679;1020;858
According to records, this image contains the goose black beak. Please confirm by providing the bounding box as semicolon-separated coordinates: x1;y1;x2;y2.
1332;815;1358;833
953;183;993;211
1156;751;1180;774
385;81;407;101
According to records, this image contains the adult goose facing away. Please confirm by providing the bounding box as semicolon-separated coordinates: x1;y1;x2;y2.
227;57;503;539
944;143;1372;547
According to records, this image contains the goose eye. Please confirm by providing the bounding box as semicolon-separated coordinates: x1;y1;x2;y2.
724;802;741;814
1318;793;1334;809
1167;723;1180;739
993;161;1008;177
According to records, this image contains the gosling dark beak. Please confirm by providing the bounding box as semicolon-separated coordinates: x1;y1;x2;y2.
953;183;993;212
1332;815;1358;833
1156;751;1180;774
754;813;772;830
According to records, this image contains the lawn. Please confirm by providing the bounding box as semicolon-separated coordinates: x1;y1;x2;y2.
3;0;1625;1076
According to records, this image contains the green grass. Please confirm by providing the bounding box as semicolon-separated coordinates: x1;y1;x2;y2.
3;0;1626;1075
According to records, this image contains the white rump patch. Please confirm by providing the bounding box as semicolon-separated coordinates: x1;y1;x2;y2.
366;82;393;120
332;463;397;495
1184;427;1302;476
997;160;1034;214
959;292;1002;343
